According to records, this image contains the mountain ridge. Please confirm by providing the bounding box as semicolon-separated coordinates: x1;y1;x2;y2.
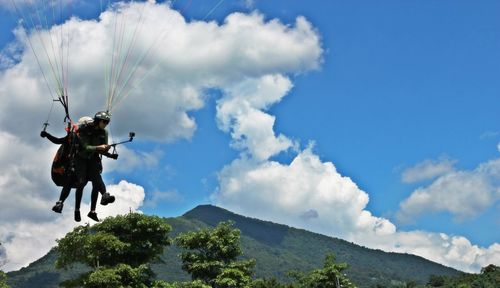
181;205;461;282
6;204;462;288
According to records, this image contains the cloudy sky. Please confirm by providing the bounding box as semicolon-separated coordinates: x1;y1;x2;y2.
0;0;499;274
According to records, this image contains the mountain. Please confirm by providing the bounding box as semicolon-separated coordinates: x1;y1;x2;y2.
6;205;462;287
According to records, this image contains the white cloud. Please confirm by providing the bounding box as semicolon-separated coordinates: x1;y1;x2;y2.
0;217;78;271
0;2;323;272
0;2;321;142
0;179;145;272
401;157;457;183
210;70;499;273
0;129;145;272
0;131;56;223
102;146;163;173
143;189;182;208
398;158;500;222
217;75;295;161
212;147;500;272
95;180;145;219
213;146;397;240
368;232;500;273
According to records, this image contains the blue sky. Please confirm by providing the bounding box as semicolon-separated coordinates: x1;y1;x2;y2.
0;0;499;273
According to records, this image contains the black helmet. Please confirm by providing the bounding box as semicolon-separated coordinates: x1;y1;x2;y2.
94;111;111;123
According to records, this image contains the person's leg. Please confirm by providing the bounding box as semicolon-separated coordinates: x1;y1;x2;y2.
73;186;83;222
87;187;100;222
97;174;115;205
92;157;115;205
59;185;71;202
73;157;88;222
52;176;72;213
87;158;102;222
90;184;99;212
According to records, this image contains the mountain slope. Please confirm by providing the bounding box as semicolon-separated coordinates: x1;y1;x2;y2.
179;205;462;286
6;205;462;287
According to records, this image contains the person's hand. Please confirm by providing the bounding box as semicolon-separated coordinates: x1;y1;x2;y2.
40;131;48;138
97;144;111;152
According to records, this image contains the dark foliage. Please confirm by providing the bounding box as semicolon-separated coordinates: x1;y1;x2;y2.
425;264;499;287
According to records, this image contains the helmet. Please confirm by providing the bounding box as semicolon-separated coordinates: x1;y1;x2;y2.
77;116;94;126
94;111;111;122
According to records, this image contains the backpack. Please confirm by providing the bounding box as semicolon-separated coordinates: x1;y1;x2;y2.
50;117;93;187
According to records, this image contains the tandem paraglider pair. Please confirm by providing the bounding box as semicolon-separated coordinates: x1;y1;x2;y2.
41;111;134;222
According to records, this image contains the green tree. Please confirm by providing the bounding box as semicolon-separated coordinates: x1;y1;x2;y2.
0;270;10;288
56;213;171;287
152;280;211;288
290;253;356;288
424;264;500;288
0;242;9;288
175;221;255;287
427;275;446;287
251;277;294;288
85;264;153;288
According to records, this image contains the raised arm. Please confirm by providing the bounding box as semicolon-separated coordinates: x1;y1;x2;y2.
40;131;67;145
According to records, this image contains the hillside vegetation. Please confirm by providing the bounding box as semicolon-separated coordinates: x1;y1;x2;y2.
5;205;472;287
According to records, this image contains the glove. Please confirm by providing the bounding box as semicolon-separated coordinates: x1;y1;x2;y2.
40;131;48;138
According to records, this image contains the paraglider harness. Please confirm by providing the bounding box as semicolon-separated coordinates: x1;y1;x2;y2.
49;122;82;187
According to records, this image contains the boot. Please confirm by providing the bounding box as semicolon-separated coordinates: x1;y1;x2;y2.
74;210;81;222
52;201;63;213
100;193;115;205
87;211;100;222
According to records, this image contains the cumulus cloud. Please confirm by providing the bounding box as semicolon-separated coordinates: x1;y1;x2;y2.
0;178;144;272
0;2;321;143
213;146;396;240
213;147;500;272
0;131;56;224
0;1;323;271
401;157;457;183
209;39;499;272
217;75;295;160
398;158;500;222
97;180;145;218
368;232;500;273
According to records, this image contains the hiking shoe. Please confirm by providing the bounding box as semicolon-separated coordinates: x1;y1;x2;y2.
52;201;63;213
100;193;115;206
87;211;100;222
74;210;81;222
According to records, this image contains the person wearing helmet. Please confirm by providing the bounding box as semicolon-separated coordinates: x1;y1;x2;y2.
76;111;116;222
41;116;93;222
